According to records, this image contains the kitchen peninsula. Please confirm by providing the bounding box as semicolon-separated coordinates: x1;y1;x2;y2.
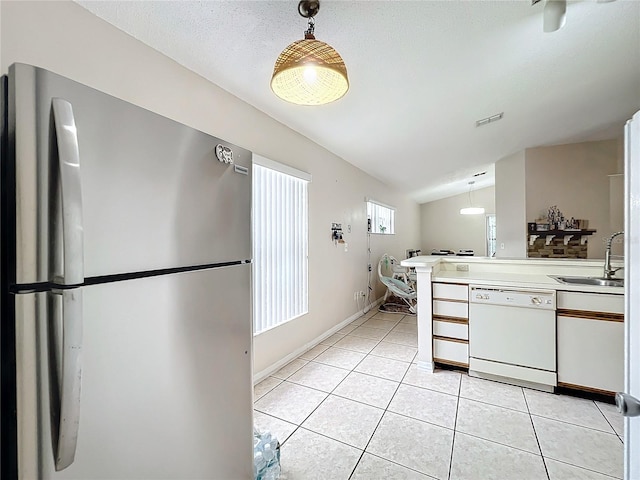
401;256;625;395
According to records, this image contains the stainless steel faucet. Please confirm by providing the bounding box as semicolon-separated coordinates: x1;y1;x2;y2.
604;231;624;279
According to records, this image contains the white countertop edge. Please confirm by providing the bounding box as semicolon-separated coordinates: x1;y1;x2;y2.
401;256;624;294
401;255;608;268
431;273;624;294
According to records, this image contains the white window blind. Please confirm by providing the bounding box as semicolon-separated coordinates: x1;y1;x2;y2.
367;199;395;234
252;162;309;334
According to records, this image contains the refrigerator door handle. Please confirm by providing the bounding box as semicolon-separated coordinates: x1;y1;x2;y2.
50;288;83;471
52;98;84;285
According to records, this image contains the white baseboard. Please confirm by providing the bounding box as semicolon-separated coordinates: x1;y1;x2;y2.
253;298;383;384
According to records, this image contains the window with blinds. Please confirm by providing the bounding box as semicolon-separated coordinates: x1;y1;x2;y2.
252;159;310;335
367;200;395;234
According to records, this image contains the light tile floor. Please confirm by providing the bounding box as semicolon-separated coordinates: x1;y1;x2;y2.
253;310;625;480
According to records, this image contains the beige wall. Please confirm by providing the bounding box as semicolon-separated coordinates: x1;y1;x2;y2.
525;140;622;259
420;186;495;256
495;151;527;258
0;1;420;374
494;140;622;259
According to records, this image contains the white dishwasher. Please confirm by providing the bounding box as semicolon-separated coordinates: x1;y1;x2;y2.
469;286;557;392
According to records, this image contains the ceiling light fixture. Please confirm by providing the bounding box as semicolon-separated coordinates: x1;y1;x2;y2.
533;0;615;32
271;0;349;106
460;181;486;215
543;0;567;33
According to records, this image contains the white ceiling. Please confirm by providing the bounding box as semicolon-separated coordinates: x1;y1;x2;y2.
77;0;640;203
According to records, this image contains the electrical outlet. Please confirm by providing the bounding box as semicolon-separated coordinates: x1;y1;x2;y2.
456;264;469;272
368;264;372;272
500;242;505;250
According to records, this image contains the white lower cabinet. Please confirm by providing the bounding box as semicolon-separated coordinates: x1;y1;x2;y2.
557;291;624;393
432;282;469;367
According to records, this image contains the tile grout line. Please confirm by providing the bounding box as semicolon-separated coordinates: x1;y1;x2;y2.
523;390;551;480
540;456;624;479
262;338;370;449
303;318;399;480
361;452;440;480
257;390;558;461
594;401;624;443
348;348;416;480
447;374;463;480
261;322;625;480
257;312;418;477
256;311;378;452
456;393;536;414
267;379;621;468
276;317;396;455
529;412;622;436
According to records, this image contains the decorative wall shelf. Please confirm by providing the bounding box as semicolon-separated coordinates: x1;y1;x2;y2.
528;229;597;246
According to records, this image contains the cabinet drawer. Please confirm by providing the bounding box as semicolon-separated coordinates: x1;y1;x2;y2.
434;338;468;366
557;292;623;314
433;320;468;340
433;283;468;301
433;300;468;319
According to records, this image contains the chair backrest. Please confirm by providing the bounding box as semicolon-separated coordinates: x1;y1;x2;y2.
378;253;398;281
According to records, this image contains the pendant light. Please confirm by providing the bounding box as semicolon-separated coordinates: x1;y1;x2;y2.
460;181;486;215
543;0;567;33
271;0;349;106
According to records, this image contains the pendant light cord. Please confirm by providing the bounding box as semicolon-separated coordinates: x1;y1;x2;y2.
305;18;315;38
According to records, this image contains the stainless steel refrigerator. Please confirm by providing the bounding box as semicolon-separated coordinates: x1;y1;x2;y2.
1;63;254;479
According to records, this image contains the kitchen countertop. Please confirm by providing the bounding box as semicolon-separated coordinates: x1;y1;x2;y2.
401;256;624;294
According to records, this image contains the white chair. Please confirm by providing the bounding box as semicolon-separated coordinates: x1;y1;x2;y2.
378;254;417;314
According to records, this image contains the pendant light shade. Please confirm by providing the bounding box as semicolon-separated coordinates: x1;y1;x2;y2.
271;1;349;106
460;207;486;215
460;181;485;215
271;39;349;105
543;0;567;32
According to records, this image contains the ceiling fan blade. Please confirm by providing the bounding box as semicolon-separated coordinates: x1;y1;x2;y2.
543;0;567;32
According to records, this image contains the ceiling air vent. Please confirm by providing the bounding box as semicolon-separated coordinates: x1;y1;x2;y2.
475;112;504;127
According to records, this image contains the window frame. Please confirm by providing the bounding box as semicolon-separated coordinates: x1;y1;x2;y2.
252;155;311;335
366;198;396;235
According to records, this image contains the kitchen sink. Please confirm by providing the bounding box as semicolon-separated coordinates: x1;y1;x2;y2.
550;276;624;288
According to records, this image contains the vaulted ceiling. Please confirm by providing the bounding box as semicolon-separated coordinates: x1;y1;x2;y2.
77;0;640;203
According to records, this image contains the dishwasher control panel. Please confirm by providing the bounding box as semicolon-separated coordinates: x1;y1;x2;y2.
470;286;556;310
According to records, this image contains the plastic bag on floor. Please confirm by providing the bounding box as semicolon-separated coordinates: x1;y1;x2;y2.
254;427;281;480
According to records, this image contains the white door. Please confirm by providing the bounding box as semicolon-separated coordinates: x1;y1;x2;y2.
619;111;640;479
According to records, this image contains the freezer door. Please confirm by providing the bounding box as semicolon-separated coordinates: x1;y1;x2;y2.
16;264;253;479
8;63;251;284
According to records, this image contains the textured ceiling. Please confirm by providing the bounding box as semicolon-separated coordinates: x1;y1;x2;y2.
77;0;640;203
